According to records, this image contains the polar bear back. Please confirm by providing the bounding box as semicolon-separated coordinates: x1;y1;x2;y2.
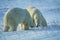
4;8;28;23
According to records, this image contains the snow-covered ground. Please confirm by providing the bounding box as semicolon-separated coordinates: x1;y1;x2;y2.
0;25;60;40
0;31;60;40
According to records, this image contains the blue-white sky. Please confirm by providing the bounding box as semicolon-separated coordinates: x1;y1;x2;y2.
0;0;60;25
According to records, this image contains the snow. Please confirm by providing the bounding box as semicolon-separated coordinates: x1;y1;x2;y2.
0;25;60;40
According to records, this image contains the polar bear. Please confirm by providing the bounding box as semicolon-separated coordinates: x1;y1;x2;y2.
26;7;47;27
3;8;34;32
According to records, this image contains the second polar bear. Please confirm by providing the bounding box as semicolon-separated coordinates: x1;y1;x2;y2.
26;7;47;27
3;8;34;32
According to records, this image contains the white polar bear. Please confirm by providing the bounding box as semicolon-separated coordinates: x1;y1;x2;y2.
3;8;34;32
26;7;47;27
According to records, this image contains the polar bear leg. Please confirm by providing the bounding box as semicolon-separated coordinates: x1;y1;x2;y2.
4;25;10;32
9;20;18;31
9;24;17;31
20;23;29;30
